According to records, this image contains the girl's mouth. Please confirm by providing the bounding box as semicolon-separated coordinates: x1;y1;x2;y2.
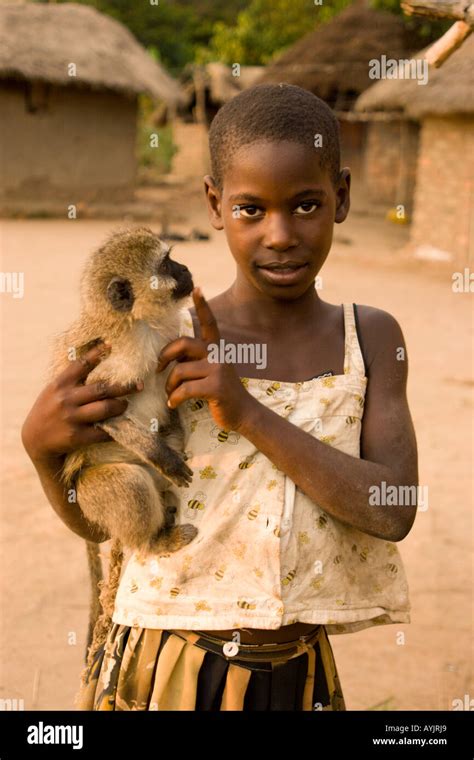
256;262;309;285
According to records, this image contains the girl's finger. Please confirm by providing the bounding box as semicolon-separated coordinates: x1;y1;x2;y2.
79;426;114;446
192;287;221;345
71;379;144;406
56;341;112;387
157;336;207;373
165;358;210;396
167;378;210;409
73;397;129;425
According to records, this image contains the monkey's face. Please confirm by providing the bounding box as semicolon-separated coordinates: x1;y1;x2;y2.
82;228;194;326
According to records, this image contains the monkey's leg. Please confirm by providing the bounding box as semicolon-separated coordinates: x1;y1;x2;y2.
77;462;197;553
97;416;193;488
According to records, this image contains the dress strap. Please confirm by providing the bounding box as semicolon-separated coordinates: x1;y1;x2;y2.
342;303;366;377
179;307;195;338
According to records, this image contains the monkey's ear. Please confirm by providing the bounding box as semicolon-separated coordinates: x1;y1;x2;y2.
106;277;134;312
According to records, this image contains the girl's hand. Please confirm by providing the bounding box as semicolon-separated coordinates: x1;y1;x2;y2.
157;287;255;432
21;342;144;464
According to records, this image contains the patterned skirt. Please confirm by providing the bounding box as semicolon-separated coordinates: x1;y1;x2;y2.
75;623;346;711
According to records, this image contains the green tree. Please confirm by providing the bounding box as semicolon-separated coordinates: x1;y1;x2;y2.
195;0;352;65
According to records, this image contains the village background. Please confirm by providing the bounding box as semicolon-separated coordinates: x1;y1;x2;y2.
0;0;472;711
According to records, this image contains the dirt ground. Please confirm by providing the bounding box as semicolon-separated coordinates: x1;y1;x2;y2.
0;185;472;711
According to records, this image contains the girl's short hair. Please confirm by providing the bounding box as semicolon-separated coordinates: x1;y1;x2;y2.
208;82;341;192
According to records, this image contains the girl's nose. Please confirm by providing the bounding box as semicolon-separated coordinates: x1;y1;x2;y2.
262;214;298;251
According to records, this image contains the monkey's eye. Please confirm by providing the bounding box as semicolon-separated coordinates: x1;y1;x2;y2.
159;255;171;274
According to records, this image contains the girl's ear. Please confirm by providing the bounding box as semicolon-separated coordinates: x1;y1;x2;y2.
335;168;351;224
203;175;224;231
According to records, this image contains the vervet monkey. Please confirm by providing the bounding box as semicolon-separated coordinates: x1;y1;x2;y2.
49;227;197;676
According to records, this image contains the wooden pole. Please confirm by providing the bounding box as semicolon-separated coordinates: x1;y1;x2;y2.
425;20;472;66
401;1;473;66
401;0;474;23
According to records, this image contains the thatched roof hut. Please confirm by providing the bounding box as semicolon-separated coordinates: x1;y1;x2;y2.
355;34;474;118
0;2;187;214
355;36;474;266
0;1;187;106
256;5;425;109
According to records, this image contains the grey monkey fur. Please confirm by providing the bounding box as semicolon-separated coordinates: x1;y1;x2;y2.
49;227;198;668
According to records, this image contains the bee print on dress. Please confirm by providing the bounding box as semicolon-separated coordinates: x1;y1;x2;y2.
213;565;227;581
316;513;329;530
186;491;207;519
237;599;256;610
210;426;240;447
238;455;255;470
246;504;260;521
385;563;399;578
240;377;250;389
298;532;310;545
345;416;358;425
281;569;296;586
263;381;281;396
266;479;277;490
188;398;205;412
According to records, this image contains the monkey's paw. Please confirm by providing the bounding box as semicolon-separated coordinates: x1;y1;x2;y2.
151;523;198;554
156;450;193;488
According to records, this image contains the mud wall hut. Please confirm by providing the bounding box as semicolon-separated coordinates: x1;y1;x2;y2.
0;2;187;212
356;36;474;266
164;62;263;179
256;5;425;205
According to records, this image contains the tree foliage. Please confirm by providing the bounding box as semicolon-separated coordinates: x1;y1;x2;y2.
33;0;451;70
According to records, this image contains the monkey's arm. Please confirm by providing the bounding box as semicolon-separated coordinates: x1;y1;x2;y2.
97;415;193;487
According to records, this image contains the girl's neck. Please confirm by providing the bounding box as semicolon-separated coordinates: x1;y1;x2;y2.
224;279;324;333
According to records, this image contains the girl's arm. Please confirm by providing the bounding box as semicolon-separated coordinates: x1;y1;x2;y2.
21;342;143;543
160;290;418;543
235;308;418;542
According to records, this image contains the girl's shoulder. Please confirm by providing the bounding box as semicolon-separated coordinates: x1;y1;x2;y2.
353;305;407;378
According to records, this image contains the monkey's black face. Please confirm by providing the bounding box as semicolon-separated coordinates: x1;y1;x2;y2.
170;260;194;300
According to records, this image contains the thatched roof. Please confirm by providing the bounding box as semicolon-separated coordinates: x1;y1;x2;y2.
355;34;474;118
0;2;188;106
205;63;264;104
256;5;426;109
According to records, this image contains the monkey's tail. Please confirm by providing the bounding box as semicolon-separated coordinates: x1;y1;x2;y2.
85;540;103;658
75;538;124;708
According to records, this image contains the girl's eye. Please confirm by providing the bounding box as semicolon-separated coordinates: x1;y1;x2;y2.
295;202;320;214
237;205;262;218
236;202;320;218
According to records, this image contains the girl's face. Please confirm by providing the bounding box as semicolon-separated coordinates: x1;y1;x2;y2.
204;139;351;301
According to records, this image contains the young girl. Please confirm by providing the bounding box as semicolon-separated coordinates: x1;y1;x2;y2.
21;83;418;711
